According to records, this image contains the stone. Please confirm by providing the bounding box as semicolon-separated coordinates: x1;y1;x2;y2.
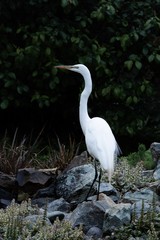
16;168;56;195
25;214;51;229
33;183;56;198
0;187;14;199
150;142;160;163
131;200;152;219
47;211;66;223
56;164;97;203
156;183;160;196
0;188;14;208
68;200;106;233
123;188;159;203
0;198;12;208
99;182;120;202
103;203;131;233
85;226;103;239
0;171;16;191
64;151;88;172
87;193;116;208
32;197;55;208
153;161;160;180
47;197;71;213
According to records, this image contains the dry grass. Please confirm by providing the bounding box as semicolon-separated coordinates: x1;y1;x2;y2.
0;130;80;174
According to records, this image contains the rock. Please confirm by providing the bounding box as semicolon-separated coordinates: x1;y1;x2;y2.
33;183;56;198
0;199;12;208
16;168;56;195
153;161;160;180
56;164;97;203
32;197;55;208
47;197;71;213
99;182;120;202
0;171;16;191
156;183;160;196
25;214;51;229
85;226;103;239
68;200;106;233
87;193;116;208
123;188;159;203
131;200;152;219
150;142;160;163
103;203;131;233
0;187;14;199
0;172;16;207
1;150;160;238
64;151;88;172
47;211;66;223
0;188;14;208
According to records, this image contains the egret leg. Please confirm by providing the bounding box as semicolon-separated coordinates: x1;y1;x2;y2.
85;160;98;201
97;168;102;200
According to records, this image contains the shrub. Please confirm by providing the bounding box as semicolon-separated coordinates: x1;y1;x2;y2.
0;0;160;143
127;144;156;169
0;199;84;240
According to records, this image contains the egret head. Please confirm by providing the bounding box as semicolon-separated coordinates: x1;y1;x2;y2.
55;64;89;75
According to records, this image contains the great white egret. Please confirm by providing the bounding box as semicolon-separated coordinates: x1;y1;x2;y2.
55;64;121;199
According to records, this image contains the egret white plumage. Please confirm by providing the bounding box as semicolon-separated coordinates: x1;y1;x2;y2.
55;64;121;199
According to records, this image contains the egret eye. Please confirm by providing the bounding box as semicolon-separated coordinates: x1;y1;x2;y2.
71;66;79;69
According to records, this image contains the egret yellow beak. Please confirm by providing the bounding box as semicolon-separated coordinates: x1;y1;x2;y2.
54;65;72;70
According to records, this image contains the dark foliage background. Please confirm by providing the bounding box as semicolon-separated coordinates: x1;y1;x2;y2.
0;0;160;153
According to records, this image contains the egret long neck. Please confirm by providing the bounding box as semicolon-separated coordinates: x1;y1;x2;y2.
79;71;92;134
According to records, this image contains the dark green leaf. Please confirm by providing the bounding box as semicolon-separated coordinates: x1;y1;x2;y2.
124;60;133;70
148;54;154;62
0;99;9;109
135;61;142;70
8;72;16;79
155;54;160;62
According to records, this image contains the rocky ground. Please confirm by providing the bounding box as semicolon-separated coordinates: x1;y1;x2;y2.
0;143;160;239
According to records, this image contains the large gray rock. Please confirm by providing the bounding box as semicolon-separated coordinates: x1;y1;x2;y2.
68;200;107;233
103;203;131;233
123;188;159;203
56;164;97;203
16;168;56;195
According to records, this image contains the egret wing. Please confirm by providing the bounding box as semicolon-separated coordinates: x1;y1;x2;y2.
85;117;117;172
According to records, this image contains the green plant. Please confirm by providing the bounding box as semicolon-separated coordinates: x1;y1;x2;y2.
147;222;159;240
127;144;156;169
113;197;160;239
0;0;160;144
0;199;84;239
113;157;153;192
